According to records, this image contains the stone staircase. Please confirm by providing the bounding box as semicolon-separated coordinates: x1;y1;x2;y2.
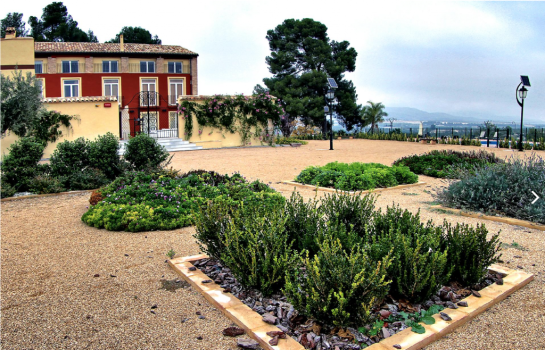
118;138;203;155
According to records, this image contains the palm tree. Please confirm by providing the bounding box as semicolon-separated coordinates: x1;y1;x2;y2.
360;101;388;133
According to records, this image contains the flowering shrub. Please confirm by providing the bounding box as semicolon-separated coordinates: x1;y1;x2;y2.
81;170;282;232
295;161;418;191
178;93;285;145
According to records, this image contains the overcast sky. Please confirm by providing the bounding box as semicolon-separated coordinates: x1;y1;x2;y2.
4;1;544;123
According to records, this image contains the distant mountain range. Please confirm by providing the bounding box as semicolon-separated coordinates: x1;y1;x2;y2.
383;107;542;125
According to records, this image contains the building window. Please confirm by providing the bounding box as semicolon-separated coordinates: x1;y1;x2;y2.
35;61;43;74
36;79;44;98
168;111;178;129
62;60;79;73
141;79;157;106
104;79;119;98
140;61;155;73
169;79;184;105
102;60;118;73
63;79;79;97
168;62;183;73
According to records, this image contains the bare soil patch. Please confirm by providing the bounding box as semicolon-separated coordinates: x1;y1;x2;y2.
2;140;544;349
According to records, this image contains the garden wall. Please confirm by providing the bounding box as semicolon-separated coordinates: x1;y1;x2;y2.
1;97;119;158
178;95;274;149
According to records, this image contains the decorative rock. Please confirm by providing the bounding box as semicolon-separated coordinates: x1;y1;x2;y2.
188;266;197;271
496;278;504;285
381;327;391;338
262;313;277;324
347;328;368;343
393;345;402;349
471;290;481;298
253;306;266;314
269;336;279;346
237;338;260;349
446;301;458;309
223;327;245;337
440;312;452;321
266;331;286;339
198;315;205;319
201;279;212;284
457;301;468;307
151;304;158;309
93;274;100;278
379;310;391;319
423;300;435;309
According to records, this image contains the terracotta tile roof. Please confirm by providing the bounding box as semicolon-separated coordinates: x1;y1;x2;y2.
34;42;197;55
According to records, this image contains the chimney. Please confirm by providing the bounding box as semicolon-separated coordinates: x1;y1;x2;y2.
5;27;16;39
119;34;124;51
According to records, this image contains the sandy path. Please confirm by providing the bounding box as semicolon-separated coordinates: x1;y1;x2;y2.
2;140;544;349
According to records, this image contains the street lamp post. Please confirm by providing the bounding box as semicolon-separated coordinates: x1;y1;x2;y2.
516;76;531;152
325;77;338;150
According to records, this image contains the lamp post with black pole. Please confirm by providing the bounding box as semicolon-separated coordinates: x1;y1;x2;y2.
516;76;531;152
325;77;338;150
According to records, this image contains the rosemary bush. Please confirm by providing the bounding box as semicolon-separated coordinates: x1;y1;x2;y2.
220;204;298;296
440;222;502;286
284;235;392;328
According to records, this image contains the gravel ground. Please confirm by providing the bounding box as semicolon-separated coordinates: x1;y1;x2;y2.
2;140;544;350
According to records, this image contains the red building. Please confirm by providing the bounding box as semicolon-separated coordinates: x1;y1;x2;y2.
34;37;198;139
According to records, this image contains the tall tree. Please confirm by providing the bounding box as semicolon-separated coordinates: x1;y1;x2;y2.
261;18;361;136
1;70;43;137
1;12;29;37
107;26;161;44
360;101;388;133
29;2;97;42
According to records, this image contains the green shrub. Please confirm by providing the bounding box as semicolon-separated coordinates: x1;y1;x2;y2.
28;175;65;194
283;191;324;255
436;154;545;224
124;133;172;171
284;235;392;328
275;136;308;145
320;191;376;239
392;165;419;184
194;198;233;260
1;137;45;192
393;150;504;178
220;203;298;296
62;168;110;190
295;161;418;191
50;137;90;177
441;222;502;286
334;172;376;191
295;166;323;184
1;175;17;198
312;169;344;187
88;132;125;179
369;206;451;302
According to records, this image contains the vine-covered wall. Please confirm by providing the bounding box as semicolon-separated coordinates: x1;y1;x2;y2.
178;93;285;148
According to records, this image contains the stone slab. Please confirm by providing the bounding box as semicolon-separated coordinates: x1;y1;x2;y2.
430;205;545;231
281;180;426;195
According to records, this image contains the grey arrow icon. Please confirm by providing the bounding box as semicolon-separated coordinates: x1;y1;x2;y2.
531;191;540;204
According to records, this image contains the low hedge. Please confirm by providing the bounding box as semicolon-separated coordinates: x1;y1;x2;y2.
295;161;418;191
393;150;504;178
81;170;283;232
195;191;502;328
